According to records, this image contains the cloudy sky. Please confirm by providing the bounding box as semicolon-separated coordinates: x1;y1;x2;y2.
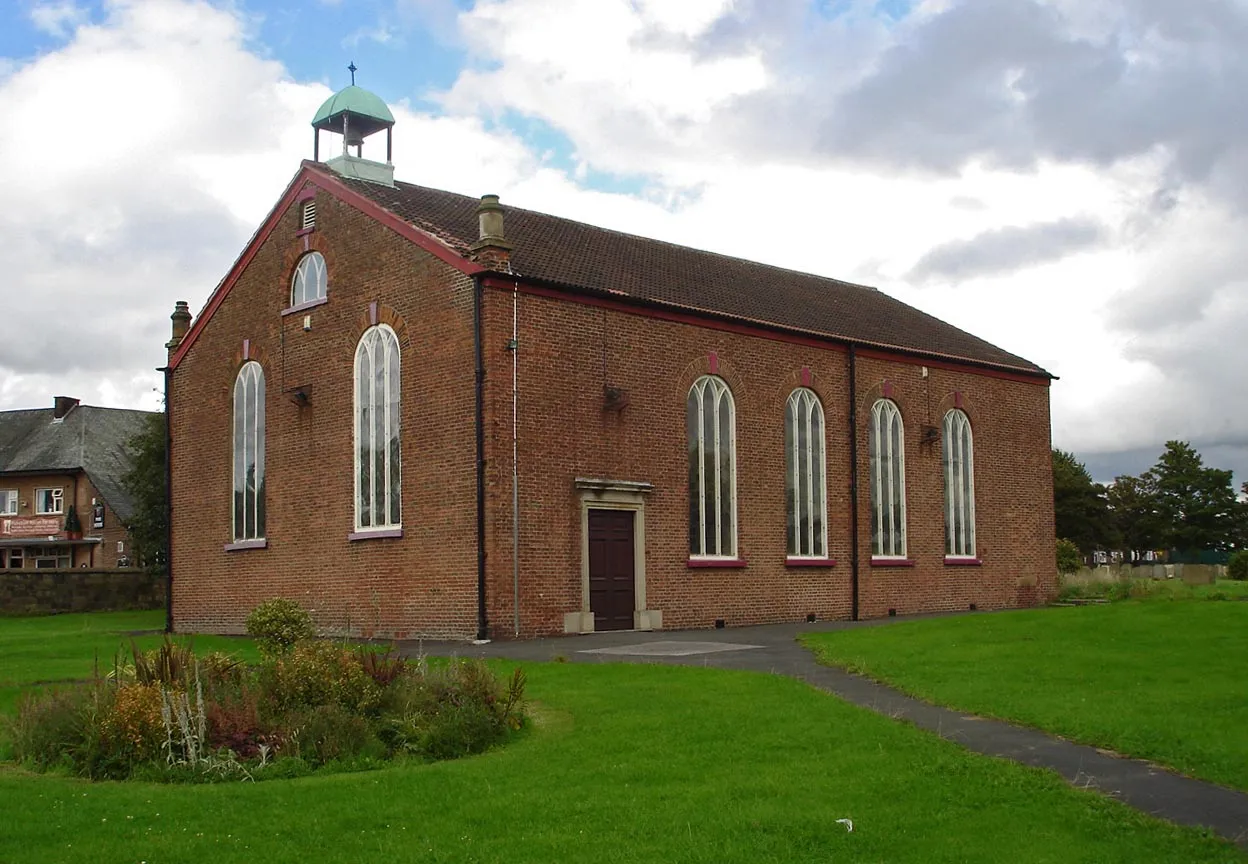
2;0;1245;483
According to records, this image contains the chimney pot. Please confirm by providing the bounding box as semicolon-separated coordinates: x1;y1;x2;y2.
53;396;79;420
166;300;192;357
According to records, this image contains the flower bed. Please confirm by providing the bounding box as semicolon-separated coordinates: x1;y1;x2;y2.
7;601;525;782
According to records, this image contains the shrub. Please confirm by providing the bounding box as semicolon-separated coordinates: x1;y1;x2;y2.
1228;550;1248;582
9;685;94;772
356;645;407;687
246;598;316;656
291;704;382;765
266;641;381;715
131;636;197;688
1056;538;1082;575
382;660;525;759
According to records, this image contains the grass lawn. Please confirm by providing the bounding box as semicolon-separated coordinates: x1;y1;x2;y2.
802;592;1248;791
0;613;1244;863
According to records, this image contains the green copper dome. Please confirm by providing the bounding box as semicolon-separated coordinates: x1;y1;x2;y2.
311;85;394;135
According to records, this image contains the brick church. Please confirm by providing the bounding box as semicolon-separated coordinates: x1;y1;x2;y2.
165;81;1056;640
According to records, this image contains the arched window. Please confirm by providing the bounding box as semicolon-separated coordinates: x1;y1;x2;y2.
785;388;827;558
290;252;327;307
354;325;401;531
687;375;736;557
943;409;976;558
868;399;906;558
232;361;265;541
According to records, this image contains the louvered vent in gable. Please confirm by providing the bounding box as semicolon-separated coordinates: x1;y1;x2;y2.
301;201;316;230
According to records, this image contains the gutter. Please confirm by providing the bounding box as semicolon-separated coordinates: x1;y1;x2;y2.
848;345;860;622
473;275;489;641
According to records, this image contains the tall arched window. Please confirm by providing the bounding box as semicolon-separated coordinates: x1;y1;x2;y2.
943;409;976;558
290;252;327;307
868;399;906;558
786;388;827;558
354;325;401;531
232;361;265;541
687;375;736;557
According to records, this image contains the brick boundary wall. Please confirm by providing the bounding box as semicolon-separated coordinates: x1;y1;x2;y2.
0;570;166;616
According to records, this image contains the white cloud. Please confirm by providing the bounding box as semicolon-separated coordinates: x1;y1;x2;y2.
29;0;89;38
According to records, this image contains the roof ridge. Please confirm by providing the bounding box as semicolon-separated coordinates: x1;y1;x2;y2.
386;177;881;293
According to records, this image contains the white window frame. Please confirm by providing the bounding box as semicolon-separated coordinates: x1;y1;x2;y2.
687;375;737;559
785;388;828;559
354;324;402;532
943;409;977;559
231;361;266;542
868;399;907;559
290;251;327;307
0;490;16;516
35;487;64;516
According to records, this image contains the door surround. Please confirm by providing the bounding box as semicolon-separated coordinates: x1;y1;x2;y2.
567;478;660;634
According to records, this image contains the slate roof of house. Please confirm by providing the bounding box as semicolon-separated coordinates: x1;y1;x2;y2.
0;405;156;521
337;175;1050;377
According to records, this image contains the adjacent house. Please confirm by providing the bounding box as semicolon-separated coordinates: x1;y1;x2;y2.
0;398;154;570
165;82;1056;640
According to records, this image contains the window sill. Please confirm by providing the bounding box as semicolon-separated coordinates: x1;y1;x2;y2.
295;226;315;237
687;557;747;569
870;557;916;568
224;539;267;552
944;556;982;566
281;296;328;317
349;528;403;542
785;557;837;568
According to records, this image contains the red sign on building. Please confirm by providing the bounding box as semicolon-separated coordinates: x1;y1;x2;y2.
1;517;63;537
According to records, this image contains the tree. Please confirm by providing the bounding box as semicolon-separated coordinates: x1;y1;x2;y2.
1052;449;1116;554
1107;473;1162;560
121;411;168;573
1146;441;1237;553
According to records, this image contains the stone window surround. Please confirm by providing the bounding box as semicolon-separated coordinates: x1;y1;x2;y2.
565;478;662;635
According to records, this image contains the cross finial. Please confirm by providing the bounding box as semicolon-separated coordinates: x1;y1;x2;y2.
348;61;357;85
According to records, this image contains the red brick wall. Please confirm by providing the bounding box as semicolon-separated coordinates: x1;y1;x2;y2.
480;287;1055;637
0;472;132;569
170;188;479;638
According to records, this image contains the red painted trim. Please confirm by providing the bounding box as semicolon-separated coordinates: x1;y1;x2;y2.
870;557;916;567
170;163;484;371
800;366;812;387
944;556;982;566
349;528;404;542
480;276;1050;385
785;557;837;568
296;186;318;203
224;539;267;552
281;296;328;317
708;351;719;375
687;557;748;569
954;390;964;410
295;226;315;237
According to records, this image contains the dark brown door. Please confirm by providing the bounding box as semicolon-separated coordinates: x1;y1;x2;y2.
588;509;636;631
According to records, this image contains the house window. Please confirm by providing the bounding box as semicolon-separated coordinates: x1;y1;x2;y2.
354;325;401;531
35;488;64;515
30;546;70;569
868;399;907;558
0;490;15;515
943;409;977;558
290;251;327;307
232;361;266;541
0;548;21;569
301;200;316;230
786;388;827;558
687;374;736;558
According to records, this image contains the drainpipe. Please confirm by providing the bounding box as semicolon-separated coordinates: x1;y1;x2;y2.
848;345;860;622
472;276;489;641
161;366;174;634
510;279;520;638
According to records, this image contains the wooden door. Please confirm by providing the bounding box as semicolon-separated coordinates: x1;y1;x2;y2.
588;509;636;631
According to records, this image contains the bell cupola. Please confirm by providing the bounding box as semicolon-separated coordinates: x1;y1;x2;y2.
312;63;396;187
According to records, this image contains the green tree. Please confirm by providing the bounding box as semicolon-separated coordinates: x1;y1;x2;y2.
1052;449;1115;554
121;411;168;573
1107;473;1162;560
1146;441;1238;553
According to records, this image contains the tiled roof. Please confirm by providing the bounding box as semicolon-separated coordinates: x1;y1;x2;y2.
337;175;1049;376
0;405;157;521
